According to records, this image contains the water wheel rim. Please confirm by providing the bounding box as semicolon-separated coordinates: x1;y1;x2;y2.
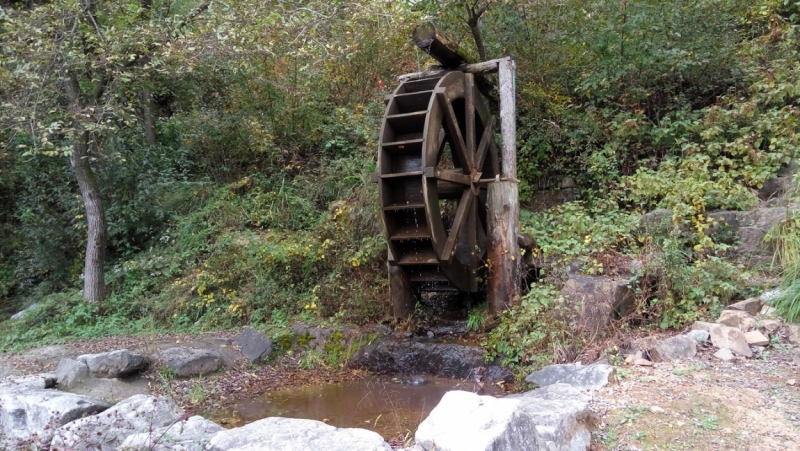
378;71;499;292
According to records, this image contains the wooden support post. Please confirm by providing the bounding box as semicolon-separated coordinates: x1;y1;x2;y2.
388;264;414;319
487;58;520;314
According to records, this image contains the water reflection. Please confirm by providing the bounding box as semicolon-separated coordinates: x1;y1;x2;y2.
210;376;503;439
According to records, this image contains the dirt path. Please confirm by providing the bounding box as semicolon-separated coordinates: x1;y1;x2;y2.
591;344;800;450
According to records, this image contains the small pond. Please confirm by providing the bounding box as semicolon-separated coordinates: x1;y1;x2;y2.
208;376;504;439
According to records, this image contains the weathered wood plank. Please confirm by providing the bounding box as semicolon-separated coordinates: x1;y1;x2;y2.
498;58;516;178
487;181;521;313
389;265;414;319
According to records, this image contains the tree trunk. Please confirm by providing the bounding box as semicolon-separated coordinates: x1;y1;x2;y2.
142;87;157;146
63;71;107;303
413;23;476;68
71;132;107;303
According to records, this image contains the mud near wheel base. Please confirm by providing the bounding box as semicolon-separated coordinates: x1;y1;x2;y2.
207;376;505;439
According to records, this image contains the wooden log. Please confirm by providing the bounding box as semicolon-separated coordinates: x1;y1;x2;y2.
413;23;476;69
486;181;521;314
498;58;517;178
397;57;511;82
389;264;414;319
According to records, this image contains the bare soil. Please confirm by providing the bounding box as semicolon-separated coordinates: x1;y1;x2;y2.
591;342;800;451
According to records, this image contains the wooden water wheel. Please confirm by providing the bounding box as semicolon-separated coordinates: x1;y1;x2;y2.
378;71;500;297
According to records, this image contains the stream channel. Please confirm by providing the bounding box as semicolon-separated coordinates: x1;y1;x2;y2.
208;375;504;439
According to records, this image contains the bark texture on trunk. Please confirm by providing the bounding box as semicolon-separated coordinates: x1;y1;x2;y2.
142;87;157;146
64;71;107;303
487;181;520;314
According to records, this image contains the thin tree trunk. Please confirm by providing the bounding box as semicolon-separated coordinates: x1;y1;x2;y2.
466;2;489;62
142;87;157;146
64;71;107;303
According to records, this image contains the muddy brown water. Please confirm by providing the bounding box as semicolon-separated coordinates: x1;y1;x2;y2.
208;376;505;439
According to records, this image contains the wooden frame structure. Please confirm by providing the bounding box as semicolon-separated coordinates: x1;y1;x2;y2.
381;56;520;316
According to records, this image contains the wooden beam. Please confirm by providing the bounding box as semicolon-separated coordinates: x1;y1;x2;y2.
389;264;414;319
398;57;511;82
487;181;520;314
498;58;517;178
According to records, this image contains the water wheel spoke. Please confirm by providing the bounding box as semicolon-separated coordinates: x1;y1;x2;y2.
464;73;476;165
476;115;495;171
432;168;471;186
441;189;473;264
436;90;471;172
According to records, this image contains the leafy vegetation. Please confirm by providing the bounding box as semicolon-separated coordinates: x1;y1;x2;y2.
0;0;797;371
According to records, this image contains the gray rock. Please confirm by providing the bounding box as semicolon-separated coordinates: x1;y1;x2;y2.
526;363;614;391
234;327;273;363
558;273;636;332
649;335;697;362
77;350;149;378
792;349;800;366
786;324;800;344
725;298;764;316
51;394;184;451
156;347;222;377
10;303;39;321
0;385;111;449
686;330;710;343
743;330;770;346
508;383;598;451
120;415;223;451
349;339;511;380
760;319;782;332
717;310;756;332
1;373;57;390
415;390;542;451
714;348;735;361
761;289;782;304
692;321;717;332
56;358;91;388
736;208;787;254
710;325;753;357
206;417;392;451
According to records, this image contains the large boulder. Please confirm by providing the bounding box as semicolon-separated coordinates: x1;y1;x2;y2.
50;394;184;451
77;350;149;378
234;327;273;363
508;383;598;451
725;298;763;316
56;358;91;388
558;269;636;333
736;207;787;255
120;415;223;451
526;363;614;392
709;324;753;357
155;347;222;377
648;335;697;362
0;385;111;449
349;338;510;380
10;303;40;321
716;310;756;332
205;417;392;451
415;391;542;451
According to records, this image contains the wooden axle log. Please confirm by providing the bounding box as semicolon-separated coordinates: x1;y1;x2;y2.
413;23;476;69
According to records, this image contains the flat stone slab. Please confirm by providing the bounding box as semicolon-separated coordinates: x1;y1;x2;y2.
744;330;770;346
155;347;222;377
206;417;392;451
526;363;614;391
77;350;149;378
